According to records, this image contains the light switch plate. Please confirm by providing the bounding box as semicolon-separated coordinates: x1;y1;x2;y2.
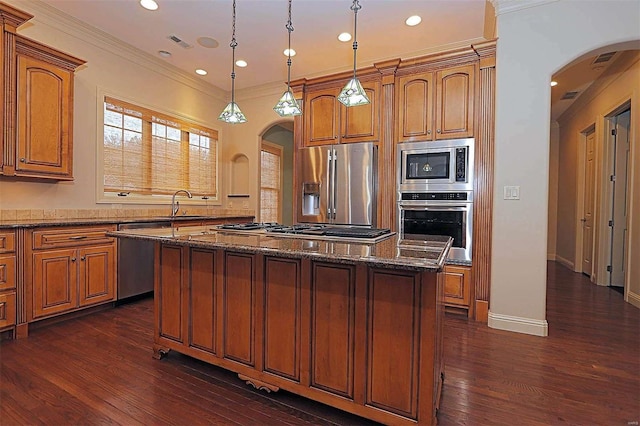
504;185;520;200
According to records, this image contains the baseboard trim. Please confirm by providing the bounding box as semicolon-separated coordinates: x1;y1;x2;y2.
555;255;574;271
488;311;549;336
475;300;489;323
627;291;640;309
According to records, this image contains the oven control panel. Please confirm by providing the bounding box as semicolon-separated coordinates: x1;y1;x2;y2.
400;192;470;201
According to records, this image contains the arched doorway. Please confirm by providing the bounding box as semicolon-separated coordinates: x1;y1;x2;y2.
259;121;294;225
549;47;638;302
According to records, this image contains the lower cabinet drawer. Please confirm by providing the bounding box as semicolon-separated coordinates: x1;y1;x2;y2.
0;255;16;291
0;292;16;329
31;226;115;250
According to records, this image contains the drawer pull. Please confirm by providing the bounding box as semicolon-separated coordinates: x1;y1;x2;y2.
69;236;88;240
0;301;5;320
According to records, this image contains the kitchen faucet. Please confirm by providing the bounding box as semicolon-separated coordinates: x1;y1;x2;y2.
171;189;192;217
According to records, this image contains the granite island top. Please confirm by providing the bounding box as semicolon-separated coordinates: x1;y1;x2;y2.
109;225;453;271
0;214;254;229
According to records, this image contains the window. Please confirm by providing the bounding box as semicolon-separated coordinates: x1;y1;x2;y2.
102;96;218;199
260;142;283;223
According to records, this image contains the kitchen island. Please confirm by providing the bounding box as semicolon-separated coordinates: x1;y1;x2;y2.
111;225;451;425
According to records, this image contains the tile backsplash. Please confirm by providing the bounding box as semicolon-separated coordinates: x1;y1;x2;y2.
0;207;254;221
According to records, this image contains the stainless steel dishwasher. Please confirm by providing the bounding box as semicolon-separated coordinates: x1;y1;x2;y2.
117;221;170;303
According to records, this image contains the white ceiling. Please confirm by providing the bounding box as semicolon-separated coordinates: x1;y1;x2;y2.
39;0;489;91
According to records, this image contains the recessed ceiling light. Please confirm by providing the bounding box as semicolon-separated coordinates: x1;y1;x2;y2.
405;15;422;26
338;32;352;42
195;69;207;76
550;81;558;87
157;50;171;58
140;0;158;11
283;48;296;57
197;37;219;49
236;60;247;67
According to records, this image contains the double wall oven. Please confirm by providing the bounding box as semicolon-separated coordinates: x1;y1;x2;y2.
397;138;474;262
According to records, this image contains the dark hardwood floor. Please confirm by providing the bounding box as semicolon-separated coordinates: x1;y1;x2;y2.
1;261;638;425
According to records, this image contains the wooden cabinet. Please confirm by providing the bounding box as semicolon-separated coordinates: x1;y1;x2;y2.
396;63;475;143
0;230;17;334
153;243;444;425
304;80;379;146
443;264;472;316
26;225;116;321
0;3;85;180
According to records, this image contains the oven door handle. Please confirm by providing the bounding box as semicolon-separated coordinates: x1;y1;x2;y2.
398;202;472;210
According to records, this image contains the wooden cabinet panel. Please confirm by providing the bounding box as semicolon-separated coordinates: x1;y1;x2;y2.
189;248;217;354
16;54;72;177
310;262;355;399
340;81;379;144
158;245;183;342
305;90;339;146
0;254;16;291
367;269;419;419
0;291;16;329
444;265;471;309
396;63;476;143
435;64;475;140
263;257;301;381
78;245;115;307
32;248;78;319
223;252;255;366
396;73;434;142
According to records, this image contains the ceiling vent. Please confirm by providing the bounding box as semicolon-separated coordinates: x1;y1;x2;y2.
561;91;580;100
593;52;616;65
168;34;193;49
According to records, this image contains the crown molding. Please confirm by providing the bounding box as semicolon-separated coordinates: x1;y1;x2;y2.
490;0;560;16
15;0;227;102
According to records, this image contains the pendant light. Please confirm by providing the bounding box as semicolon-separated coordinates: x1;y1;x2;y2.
218;0;247;124
337;0;370;107
273;0;302;117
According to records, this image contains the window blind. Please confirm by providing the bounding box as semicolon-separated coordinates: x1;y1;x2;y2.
260;143;282;223
103;96;218;197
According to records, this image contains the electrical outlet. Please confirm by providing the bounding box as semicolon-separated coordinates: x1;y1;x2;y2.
503;186;520;200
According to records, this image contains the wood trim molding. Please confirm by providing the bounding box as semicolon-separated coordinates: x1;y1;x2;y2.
471;65;496;322
0;3;33;32
395;47;478;77
15;35;86;70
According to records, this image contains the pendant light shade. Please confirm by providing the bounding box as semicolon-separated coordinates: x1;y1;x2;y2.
273;0;302;117
218;0;247;124
338;0;369;107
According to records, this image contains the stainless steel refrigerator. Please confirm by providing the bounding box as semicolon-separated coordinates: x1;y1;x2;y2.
297;142;377;226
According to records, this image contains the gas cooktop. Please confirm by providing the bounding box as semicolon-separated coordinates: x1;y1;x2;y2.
216;223;394;243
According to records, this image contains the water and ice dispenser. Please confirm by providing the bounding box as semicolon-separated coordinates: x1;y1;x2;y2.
302;182;320;216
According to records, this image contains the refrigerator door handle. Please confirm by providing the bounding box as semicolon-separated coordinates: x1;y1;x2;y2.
331;149;337;220
327;149;333;219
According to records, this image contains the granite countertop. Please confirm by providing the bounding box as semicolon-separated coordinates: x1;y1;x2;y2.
0;215;254;229
108;225;453;271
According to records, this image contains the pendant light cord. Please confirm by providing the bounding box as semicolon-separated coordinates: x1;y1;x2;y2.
230;0;238;106
351;0;361;80
286;0;293;91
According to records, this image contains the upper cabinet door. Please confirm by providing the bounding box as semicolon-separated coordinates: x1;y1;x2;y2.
340;80;379;144
305;89;339;146
435;64;475;140
16;54;73;179
396;72;434;143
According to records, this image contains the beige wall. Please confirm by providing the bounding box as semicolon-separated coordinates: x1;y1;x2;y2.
0;0;233;215
556;52;640;306
492;0;640;335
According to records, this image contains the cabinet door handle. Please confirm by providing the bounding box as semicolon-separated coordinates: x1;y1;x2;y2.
436;129;441;134
71;257;77;262
80;256;86;261
69;235;87;240
20;158;25;162
427;130;431;135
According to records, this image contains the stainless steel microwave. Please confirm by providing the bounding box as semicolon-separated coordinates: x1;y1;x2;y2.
397;138;474;192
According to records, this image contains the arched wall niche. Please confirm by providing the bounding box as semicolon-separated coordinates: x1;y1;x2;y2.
230;153;250;196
